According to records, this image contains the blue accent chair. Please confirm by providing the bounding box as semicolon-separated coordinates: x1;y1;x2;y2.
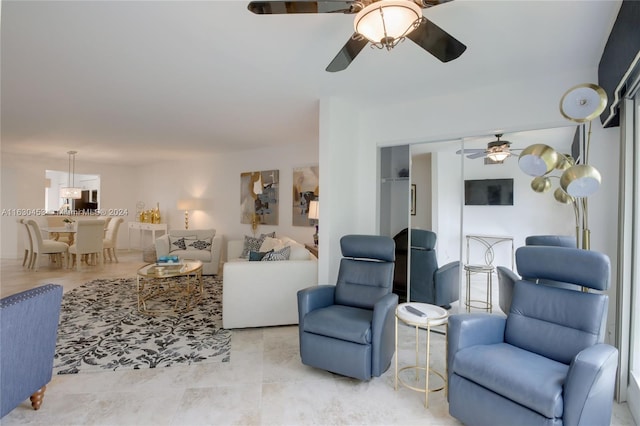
297;235;398;381
497;235;578;313
392;228;460;308
448;246;618;426
1;284;63;418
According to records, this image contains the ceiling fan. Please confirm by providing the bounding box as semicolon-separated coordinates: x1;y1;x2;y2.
456;134;523;163
247;0;467;72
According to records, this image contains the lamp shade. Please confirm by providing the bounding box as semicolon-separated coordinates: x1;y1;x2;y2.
354;0;422;46
530;177;551;193
553;187;573;204
487;151;510;162
560;164;602;197
177;198;203;211
555;154;575;171
308;200;319;220
60;187;82;199
559;83;607;123
518;144;559;177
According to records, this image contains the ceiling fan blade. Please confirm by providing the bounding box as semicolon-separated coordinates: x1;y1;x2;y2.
248;1;355;14
467;151;488;159
407;18;467;62
326;35;368;72
456;148;484;154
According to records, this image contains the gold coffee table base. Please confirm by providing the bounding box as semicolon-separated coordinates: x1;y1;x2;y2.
136;261;203;315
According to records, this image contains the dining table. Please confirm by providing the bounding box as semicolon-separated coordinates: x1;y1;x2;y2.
43;226;77;246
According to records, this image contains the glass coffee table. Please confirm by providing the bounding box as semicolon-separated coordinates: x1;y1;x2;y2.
136;260;203;315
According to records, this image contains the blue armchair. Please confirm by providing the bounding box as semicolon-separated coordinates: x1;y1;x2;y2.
392;228;459;308
1;284;63;418
448;246;618;426
297;235;398;381
497;235;578;313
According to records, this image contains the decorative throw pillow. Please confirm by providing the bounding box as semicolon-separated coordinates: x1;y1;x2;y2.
169;236;197;251
259;237;284;253
261;246;291;261
249;250;272;261
260;232;276;239
241;235;266;259
187;238;212;251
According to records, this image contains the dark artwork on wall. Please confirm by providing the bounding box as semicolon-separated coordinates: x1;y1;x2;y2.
464;179;514;206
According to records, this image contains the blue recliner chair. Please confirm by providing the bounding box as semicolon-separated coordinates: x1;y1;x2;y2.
297;235;398;381
1;284;63;418
497;235;578;313
392;228;459;308
448;246;618;426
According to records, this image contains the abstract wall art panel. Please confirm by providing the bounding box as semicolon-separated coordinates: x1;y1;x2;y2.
292;166;319;227
240;170;279;226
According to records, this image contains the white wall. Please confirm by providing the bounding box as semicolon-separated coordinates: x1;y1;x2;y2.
320;66;621;340
2;140;319;263
1;152;137;259
135;141;318;259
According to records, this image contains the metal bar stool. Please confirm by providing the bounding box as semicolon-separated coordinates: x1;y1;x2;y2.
464;235;514;313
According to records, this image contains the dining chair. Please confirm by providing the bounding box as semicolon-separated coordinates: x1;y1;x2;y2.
103;217;123;262
25;220;69;271
68;219;105;271
17;219;34;269
99;216;113;237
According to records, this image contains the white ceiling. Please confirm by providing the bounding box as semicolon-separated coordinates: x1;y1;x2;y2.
0;0;621;165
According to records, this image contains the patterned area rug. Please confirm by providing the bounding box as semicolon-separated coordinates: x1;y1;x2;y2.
54;276;230;374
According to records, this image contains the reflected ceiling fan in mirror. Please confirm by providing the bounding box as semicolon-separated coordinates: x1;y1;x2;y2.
456;134;523;164
247;0;467;72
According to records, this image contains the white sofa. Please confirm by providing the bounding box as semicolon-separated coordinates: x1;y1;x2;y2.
222;236;318;329
155;229;223;276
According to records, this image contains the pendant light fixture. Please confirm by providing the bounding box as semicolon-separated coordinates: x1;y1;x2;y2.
60;150;82;199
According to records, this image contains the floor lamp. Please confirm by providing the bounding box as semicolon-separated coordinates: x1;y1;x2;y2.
177;199;203;230
519;83;607;250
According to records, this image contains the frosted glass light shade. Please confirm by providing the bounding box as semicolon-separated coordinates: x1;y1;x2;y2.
354;0;422;44
560;83;607;123
60;187;82;199
518;144;559;177
560;164;602;197
487;151;510;162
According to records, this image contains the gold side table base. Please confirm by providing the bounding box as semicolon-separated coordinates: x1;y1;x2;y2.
394;303;448;408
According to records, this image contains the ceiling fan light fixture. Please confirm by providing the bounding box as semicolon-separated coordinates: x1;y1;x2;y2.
354;0;422;49
487;151;510;162
518;144;559;177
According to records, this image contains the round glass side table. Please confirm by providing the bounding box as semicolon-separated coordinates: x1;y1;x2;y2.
395;302;449;408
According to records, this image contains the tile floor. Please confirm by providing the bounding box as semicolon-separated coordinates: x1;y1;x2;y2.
0;251;635;425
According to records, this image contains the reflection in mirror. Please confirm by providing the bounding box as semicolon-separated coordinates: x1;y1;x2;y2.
407;140;463;307
461;126;576;315
379;145;410;302
45;170;101;213
381;127;577;312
